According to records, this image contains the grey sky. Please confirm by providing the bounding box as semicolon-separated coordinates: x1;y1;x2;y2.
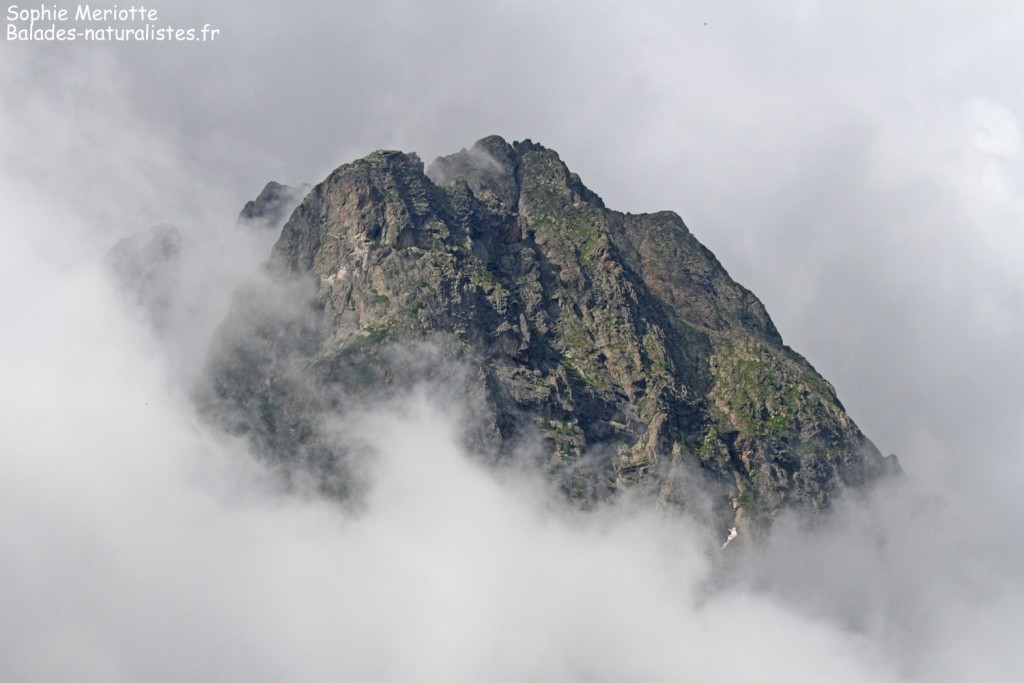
2;2;1023;680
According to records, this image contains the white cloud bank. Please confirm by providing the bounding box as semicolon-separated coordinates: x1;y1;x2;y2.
1;104;1021;683
0;218;898;681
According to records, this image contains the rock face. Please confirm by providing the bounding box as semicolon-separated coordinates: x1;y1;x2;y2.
202;136;897;532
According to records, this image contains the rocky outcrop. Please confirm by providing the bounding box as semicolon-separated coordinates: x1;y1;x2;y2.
201;136;898;533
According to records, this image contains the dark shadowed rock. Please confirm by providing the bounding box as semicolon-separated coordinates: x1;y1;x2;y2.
238;181;310;233
200;136;899;535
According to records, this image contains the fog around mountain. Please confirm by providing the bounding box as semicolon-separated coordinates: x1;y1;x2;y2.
2;3;1022;681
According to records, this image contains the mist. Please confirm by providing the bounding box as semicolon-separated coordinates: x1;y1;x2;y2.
0;212;899;680
3;2;1023;681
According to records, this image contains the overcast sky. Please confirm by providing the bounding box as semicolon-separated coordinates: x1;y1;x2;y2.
2;2;1023;681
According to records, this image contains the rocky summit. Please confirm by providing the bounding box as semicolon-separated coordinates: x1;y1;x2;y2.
201;135;898;535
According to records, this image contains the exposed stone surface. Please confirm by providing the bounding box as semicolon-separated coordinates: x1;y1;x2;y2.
201;136;898;533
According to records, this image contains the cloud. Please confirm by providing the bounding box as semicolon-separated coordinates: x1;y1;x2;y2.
0;224;903;679
1;109;1018;683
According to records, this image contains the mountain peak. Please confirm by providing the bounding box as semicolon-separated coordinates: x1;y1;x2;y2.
426;136;604;213
202;138;897;535
238;180;310;233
